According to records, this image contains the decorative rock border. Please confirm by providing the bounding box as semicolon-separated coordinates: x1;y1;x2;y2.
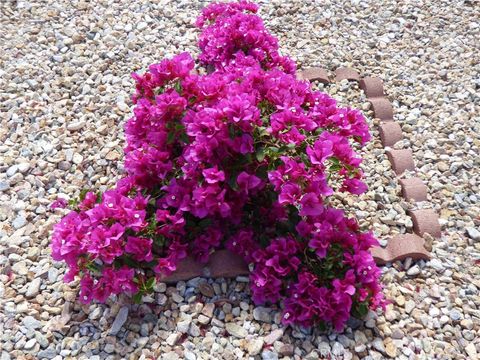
378;122;403;147
163;66;443;282
368;98;394;121
334;67;360;82
163;249;249;283
399;177;428;202
299;66;441;265
371;234;430;265
387;149;415;175
409;209;442;238
297;67;330;84
359;77;384;98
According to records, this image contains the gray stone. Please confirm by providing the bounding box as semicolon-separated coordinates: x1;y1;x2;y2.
449;309;462;321
23;316;42;330
140;323;150;337
104;344;115;353
177;318;191;333
171;292;184;303
156;293;168;306
89;307;102;320
37;347;57;359
48;268;59;283
108;306;129;336
0;181;9;191
12;216;27;229
372;338;386;354
184;351;196;360
253;307;272;323
6;165;18;177
35;332;49;348
332;342;345;356
189;322;201;337
137;337;149;348
261;350;278;360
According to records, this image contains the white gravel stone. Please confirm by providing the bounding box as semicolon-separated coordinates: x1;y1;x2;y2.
166;332;181;346
264;329;283;344
66;121;86;131
25;278;41;298
248;338;264;355
466;227;480;241
225;323;247;338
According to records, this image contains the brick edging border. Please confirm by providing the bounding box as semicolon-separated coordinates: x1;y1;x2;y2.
298;67;441;265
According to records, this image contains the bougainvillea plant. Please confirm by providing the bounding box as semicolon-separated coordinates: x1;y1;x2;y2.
51;0;385;331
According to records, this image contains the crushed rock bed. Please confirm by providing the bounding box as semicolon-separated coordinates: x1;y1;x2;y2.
0;1;479;359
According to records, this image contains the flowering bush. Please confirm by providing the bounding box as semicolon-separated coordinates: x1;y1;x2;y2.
51;0;384;331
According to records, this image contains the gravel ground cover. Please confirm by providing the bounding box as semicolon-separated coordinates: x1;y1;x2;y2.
0;0;479;359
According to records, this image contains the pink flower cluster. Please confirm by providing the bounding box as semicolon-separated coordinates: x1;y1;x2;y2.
51;0;385;330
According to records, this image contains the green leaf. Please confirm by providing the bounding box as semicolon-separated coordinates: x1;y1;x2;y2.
353;302;369;318
79;188;89;201
122;256;137;268
255;147;266;162
143;260;158;268
228;124;236;139
268;146;279;154
174;81;183;94
68;198;78;208
167;131;175;145
198;218;212;228
132;292;143;304
179;132;190;144
317;321;327;332
256;165;268;180
228;172;239;191
145;277;156;290
256;126;269;137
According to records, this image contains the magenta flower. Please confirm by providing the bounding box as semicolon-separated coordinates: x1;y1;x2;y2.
299;193;323;216
306;138;333;165
237;171;262;192
203;166;226;184
341;178;368;195
125;236;153;262
50;198;67;210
